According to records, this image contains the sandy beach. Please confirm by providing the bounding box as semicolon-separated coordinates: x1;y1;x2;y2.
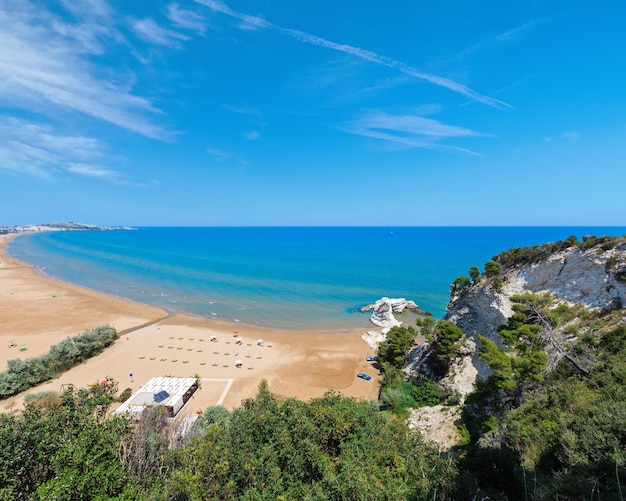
0;234;380;415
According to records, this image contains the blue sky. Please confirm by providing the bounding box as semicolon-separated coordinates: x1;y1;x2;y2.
1;0;625;226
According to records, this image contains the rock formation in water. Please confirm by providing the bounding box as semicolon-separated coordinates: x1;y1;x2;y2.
360;297;430;331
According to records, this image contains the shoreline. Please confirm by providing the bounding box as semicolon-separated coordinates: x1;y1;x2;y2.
0;234;381;414
6;231;379;332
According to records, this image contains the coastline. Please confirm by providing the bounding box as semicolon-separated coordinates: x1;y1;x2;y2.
0;234;380;414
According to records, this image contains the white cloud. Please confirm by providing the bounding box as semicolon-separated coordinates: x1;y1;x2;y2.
166;3;206;34
195;0;270;30
544;132;580;143
130;17;190;48
450;20;546;66
495;20;544;43
246;130;259;140
60;0;112;21
194;0;511;109
207;148;231;161
54;0;121;54
66;162;119;179
206;147;249;167
0;117;122;180
360;112;488;138
562;131;580;141
344;111;490;154
0;0;170;140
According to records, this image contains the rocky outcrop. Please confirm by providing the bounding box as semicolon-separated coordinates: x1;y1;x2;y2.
360;297;429;331
512;243;626;309
361;330;388;352
416;240;626;399
446;243;626;341
407;404;463;452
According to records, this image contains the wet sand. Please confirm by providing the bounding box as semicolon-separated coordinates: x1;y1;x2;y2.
0;234;380;415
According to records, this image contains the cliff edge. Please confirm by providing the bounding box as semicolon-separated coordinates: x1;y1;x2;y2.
426;236;626;398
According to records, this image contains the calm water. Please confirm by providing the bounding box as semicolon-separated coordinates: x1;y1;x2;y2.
8;227;625;330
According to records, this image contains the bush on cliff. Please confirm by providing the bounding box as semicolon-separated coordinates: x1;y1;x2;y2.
460;296;626;499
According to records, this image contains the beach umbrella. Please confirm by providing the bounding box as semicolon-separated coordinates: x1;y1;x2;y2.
257;339;264;346
235;360;243;367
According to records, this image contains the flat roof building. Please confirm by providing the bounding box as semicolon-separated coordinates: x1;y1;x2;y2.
114;376;198;419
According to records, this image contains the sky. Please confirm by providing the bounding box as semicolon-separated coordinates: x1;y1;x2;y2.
1;0;625;226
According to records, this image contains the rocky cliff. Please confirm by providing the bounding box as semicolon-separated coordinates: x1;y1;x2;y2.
423;237;626;398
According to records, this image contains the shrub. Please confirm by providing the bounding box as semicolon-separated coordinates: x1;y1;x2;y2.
0;325;118;400
484;261;502;278
493;278;503;292
24;391;61;409
411;379;442;407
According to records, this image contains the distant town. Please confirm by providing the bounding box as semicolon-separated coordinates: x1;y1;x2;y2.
0;222;134;234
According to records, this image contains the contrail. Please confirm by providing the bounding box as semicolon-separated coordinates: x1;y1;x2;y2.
194;0;512;109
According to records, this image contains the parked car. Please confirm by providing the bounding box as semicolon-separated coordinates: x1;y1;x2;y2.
357;373;372;381
366;356;379;362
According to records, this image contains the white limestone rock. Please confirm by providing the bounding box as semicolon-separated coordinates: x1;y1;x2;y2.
361;330;388;352
437;242;626;399
360;297;427;329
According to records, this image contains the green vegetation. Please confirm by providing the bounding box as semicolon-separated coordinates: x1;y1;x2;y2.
415;315;436;340
380;377;442;418
493;234;625;269
483;260;502;278
377;325;417;369
0;381;458;500
450;261;500;299
0;326;117;399
469;266;481;284
460;295;626;499
3;238;626;499
0;381;135;500
377;320;463;415
170;384;456;499
419;319;466;378
433;321;465;365
451;275;471;297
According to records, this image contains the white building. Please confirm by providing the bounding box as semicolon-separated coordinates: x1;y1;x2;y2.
114;376;198;419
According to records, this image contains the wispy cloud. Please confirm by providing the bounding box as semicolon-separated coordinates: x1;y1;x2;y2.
207;148;231;161
60;0;112;21
207;146;249;166
194;0;511;109
130;17;190;48
66;162;120;180
0;0;170;140
0;117;122;180
544;131;580;143
166;3;207;34
562;131;580;141
246;130;259;140
344;111;491;154
455;20;546;61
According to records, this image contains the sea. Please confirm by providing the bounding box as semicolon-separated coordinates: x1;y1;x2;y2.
7;227;626;331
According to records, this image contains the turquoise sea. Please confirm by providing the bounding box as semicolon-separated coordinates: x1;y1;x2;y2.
8;227;626;330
